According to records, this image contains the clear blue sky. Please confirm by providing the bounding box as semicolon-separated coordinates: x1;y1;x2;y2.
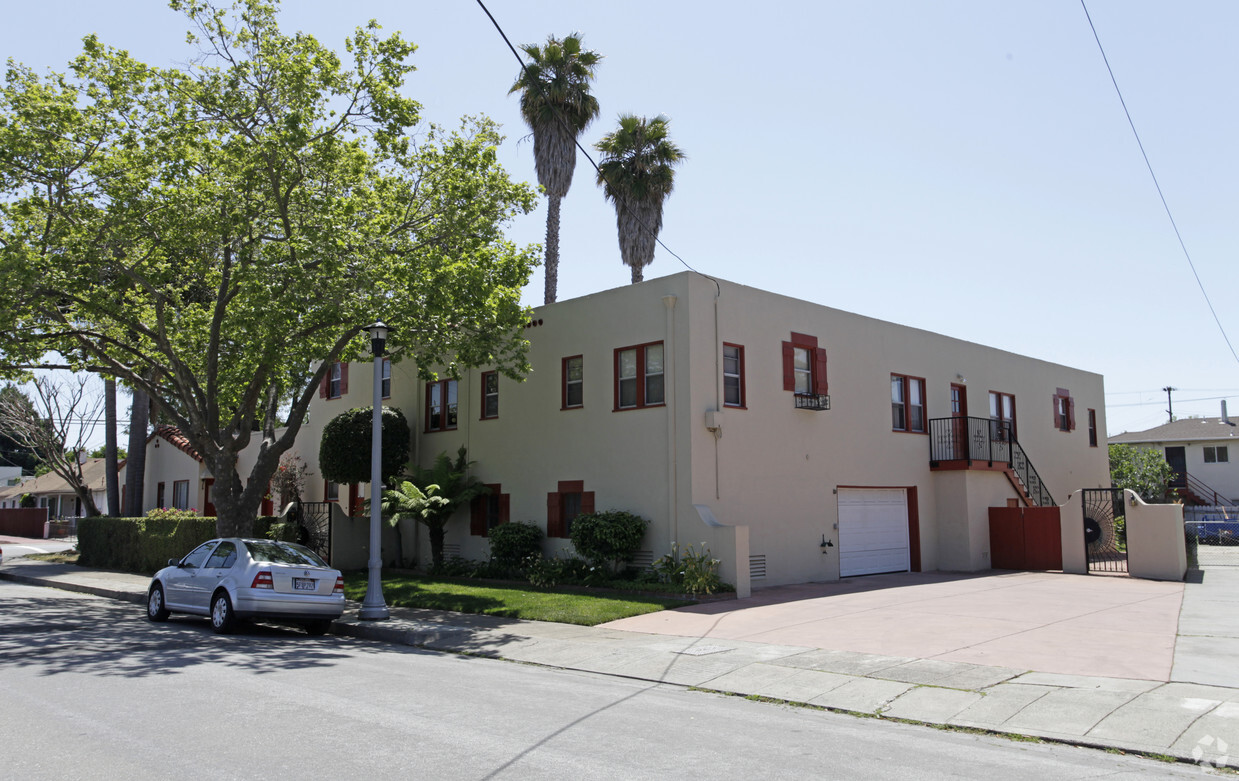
4;0;1238;438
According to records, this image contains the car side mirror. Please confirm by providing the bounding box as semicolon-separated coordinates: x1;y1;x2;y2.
169;559;180;567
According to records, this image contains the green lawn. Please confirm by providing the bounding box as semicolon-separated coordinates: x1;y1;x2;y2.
342;572;693;626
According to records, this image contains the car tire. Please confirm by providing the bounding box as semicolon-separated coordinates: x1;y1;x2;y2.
210;590;236;634
147;583;170;622
303;619;333;636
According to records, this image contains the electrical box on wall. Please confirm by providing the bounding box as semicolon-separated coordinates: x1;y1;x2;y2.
705;409;723;435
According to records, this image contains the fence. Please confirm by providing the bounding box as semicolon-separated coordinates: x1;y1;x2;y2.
1184;505;1239;567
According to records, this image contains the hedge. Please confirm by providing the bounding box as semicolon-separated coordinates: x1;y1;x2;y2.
78;516;285;575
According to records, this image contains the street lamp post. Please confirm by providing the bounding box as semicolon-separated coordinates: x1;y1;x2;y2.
359;321;391;621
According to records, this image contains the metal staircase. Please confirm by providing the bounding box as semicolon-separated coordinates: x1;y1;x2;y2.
928;416;1055;507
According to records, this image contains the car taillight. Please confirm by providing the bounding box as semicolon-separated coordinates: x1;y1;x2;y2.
251;571;274;589
333;576;344;594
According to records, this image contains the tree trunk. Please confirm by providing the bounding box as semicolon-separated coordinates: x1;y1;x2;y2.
544;193;561;305
123;385;149;517
104;377;120;516
631;264;643;284
428;522;446;570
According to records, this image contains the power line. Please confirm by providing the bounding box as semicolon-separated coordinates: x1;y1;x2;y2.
1079;0;1239;365
472;0;720;295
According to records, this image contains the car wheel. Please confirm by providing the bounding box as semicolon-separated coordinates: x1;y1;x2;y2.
147;583;170;622
210;590;236;634
303;619;333;636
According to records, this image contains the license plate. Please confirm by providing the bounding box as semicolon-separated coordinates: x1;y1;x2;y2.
293;578;316;591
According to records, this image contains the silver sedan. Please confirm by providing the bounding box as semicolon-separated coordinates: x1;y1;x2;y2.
147;538;345;635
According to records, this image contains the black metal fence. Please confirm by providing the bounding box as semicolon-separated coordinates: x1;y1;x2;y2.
1081;488;1127;573
928;417;1055;507
294;501;333;564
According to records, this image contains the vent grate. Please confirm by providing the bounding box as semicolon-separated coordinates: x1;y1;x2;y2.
442;543;461;559
631;550;654;570
749;554;767;579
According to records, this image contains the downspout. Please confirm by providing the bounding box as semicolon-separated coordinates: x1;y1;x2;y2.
663;294;678;551
714;288;722;500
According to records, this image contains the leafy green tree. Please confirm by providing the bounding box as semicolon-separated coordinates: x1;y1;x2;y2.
569;510;648;574
0;1;537;536
319;406;410;487
1109;444;1175;502
88;445;127;460
509;33;602;304
595;114;686;284
380;447;488;568
0;385;42;474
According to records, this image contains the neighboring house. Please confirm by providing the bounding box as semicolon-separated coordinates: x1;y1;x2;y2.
291;272;1110;591
120;425;276;517
1110;405;1239;505
0;466;25;488
0;458;112;516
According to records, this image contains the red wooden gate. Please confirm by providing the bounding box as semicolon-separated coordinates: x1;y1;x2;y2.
988;505;1062;571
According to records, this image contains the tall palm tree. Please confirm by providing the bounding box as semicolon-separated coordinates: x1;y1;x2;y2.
595;114;685;284
509;33;601;304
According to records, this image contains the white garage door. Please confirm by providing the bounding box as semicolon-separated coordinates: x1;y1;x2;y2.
838;488;910;577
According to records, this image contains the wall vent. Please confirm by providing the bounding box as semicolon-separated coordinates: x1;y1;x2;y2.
749;554;767;580
442;543;461;559
631;550;654;570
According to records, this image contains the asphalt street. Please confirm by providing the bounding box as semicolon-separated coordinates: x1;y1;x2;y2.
0;582;1219;780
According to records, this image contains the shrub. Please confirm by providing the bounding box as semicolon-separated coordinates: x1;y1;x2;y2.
523;553;592;588
488;522;543;566
569;510;648;573
652;542;725;597
145;507;199;522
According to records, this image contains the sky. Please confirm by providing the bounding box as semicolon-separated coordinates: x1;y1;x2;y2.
3;0;1238;442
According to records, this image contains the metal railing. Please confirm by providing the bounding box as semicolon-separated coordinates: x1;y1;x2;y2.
1171;471;1233;506
928;416;1055;507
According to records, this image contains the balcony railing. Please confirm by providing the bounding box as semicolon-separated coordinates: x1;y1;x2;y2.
928;416;1055;507
795;393;830;411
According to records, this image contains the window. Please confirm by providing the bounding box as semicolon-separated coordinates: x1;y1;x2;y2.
381;358;391;399
562;355;583;409
156;482;166;508
1053;388;1075;432
179;541;216;569
547;480;595;538
1205;446;1229;464
891;374;926;433
481;371;499;419
470;484;510;536
781;332;828;397
723;343;746;408
615;342;665;410
324;481;340;502
989;391;1016;440
1088;409;1098;447
320;362;348;400
426;379;459;432
172;480;190;510
204;541;237;569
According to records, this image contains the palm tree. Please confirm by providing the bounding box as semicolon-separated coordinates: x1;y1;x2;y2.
509;33;602;304
595;114;685;284
380;447;489;569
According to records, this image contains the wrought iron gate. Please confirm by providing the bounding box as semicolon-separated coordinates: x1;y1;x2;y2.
1081;488;1127;573
294;501;333;565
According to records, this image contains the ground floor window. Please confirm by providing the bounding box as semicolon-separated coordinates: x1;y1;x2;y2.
547;480;595;538
470;484;510;536
1205;446;1229;464
172;480;190;510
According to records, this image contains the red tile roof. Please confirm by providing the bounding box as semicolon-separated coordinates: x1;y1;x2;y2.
152;425;202;462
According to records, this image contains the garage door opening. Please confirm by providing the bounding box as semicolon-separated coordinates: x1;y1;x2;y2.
838;487;912;577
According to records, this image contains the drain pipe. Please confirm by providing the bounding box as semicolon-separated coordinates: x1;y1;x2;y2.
664;294;678;551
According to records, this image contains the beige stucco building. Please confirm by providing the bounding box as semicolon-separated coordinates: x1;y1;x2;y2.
294;272;1111;595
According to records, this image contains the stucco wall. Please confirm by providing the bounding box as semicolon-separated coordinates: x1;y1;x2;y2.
1124;490;1187;581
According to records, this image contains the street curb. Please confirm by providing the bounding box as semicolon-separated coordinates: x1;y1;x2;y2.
0;569;146;606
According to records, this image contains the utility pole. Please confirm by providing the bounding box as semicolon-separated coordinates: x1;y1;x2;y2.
1163;386;1176;422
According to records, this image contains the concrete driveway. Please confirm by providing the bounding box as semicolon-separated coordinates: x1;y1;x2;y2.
604;570;1184;681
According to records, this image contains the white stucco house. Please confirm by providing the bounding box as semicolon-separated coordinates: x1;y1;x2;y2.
290;272;1110;593
0;457;111;515
1110;405;1239;505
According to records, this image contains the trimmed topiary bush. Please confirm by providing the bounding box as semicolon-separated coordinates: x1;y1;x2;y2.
569;510;648;574
488;521;543;567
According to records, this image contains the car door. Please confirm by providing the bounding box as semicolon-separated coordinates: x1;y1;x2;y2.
163;541;217;612
200;541;239;606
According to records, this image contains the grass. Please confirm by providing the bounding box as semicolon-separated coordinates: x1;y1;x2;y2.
18;550;80;565
342;572;693;626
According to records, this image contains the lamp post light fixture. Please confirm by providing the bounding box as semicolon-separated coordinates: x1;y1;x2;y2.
359;321;391;621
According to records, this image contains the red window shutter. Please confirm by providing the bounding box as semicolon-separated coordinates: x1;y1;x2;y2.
499;493;510;525
1052;394;1061;430
782;342;795;391
319;371;328;398
581;491;596;516
340;363;349;395
349;483;360;516
547;492;563;538
1067;397;1076;431
813;348;828;396
470;495;486;536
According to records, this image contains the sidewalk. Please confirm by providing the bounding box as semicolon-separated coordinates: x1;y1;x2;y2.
2;555;1236;769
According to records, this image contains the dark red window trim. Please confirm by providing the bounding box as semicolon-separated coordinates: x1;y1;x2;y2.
1087;408;1098;447
381;358;391;400
1053;387;1076;432
562;355;583;410
470;483;510;537
320;362;348;400
424;378;459;433
989;390;1017;440
324;480;339;502
614;341;666;411
723;342;747;409
781;332;827;396
546;480;595;538
891;374;927;434
480;370;499;420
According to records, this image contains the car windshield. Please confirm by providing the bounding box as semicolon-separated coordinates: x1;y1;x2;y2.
243;540;328;567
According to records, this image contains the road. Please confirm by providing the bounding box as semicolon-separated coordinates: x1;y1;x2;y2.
0;538;76;560
0;582;1217;780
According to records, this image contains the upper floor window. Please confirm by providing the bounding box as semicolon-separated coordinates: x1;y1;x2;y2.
989;391;1016;440
1088;409;1098;447
481;371;499;420
723;343;746;408
1205;446;1229;464
891;374;926;433
1053;388;1075;432
615;342;664;410
562;355;583;409
381;358;391;399
320;362;348;400
781;332;827;399
426;379;459;432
